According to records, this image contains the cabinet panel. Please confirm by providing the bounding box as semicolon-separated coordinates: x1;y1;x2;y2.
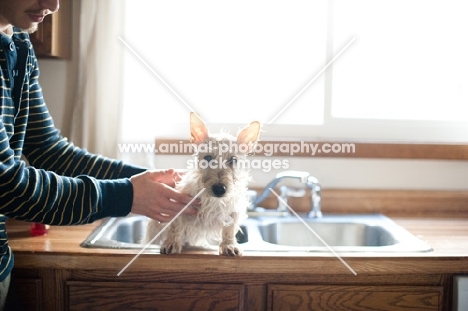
268;284;442;311
66;281;244;311
12;278;42;311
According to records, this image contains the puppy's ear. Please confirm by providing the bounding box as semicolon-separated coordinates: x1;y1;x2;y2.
190;112;210;143
237;121;261;153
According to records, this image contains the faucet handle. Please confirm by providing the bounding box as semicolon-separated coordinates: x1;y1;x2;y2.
306;175;319;185
276;171;310;183
277;185;306;212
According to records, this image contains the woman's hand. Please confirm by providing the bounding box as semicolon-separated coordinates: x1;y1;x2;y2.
130;169;199;222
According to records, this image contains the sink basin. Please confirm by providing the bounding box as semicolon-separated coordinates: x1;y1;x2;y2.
243;214;432;252
82;215;159;250
258;222;393;247
81;213;432;253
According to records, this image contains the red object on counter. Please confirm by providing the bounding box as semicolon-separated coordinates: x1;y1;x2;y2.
30;223;50;236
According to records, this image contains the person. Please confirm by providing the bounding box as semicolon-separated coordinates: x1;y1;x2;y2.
0;0;200;308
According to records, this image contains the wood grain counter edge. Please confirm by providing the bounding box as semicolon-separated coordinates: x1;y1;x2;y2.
6;217;468;275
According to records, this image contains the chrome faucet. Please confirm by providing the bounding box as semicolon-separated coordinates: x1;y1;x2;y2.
277;185;306;213
306;175;322;218
252;170;323;218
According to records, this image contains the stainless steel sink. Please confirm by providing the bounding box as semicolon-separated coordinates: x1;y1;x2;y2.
81;213;433;253
82;215;158;250
258;222;393;247
243;214;432;252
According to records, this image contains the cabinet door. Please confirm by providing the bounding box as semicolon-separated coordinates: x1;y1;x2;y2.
268;284;442;311
12;278;42;311
66;281;244;311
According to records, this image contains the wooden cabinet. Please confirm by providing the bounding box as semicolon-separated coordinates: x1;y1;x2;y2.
66;281;244;310
11;269;43;311
30;0;72;59
6;218;466;310
11;268;450;311
268;284;443;311
11;277;42;311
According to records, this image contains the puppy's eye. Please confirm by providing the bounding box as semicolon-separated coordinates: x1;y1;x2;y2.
228;156;237;165
203;155;213;162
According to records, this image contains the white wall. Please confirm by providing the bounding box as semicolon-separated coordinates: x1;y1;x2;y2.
37;59;68;129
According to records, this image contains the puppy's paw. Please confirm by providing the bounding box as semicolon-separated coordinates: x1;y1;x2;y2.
219;244;242;256
160;242;182;255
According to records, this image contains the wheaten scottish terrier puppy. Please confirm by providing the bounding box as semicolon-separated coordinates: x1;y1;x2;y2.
146;112;261;256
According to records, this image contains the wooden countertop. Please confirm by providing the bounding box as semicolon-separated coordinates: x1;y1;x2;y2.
6;217;468;275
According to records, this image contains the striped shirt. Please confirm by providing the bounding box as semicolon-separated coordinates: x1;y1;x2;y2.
0;29;145;281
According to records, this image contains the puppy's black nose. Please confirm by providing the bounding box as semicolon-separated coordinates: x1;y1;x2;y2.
212;183;227;197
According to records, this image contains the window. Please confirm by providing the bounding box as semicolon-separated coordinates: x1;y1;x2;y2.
120;0;468;144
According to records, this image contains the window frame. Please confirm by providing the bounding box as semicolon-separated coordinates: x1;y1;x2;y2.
155;138;468;160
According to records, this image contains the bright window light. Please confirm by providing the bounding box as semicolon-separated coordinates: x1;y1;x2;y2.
120;0;468;143
331;0;468;121
121;0;327;142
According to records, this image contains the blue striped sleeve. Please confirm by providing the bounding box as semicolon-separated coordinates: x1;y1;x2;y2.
0;31;145;225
